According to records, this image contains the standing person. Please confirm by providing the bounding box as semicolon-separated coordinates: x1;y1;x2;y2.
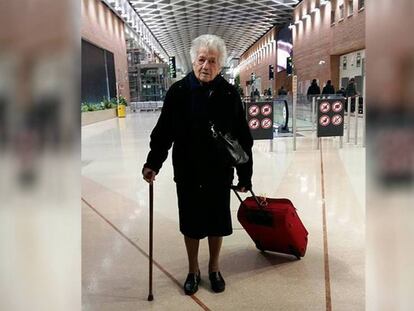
345;78;358;97
345;78;359;112
253;88;260;100
322;80;335;95
307;79;321;96
142;34;253;295
336;87;346;97
278;86;288;95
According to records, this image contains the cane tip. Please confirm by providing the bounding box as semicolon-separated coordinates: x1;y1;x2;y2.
147;294;154;301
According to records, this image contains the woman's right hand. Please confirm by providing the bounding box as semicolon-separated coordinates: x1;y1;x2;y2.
142;167;156;183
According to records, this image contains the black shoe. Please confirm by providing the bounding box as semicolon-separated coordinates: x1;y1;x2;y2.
209;271;225;293
183;271;201;295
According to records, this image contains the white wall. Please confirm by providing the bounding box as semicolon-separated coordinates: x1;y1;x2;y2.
339;49;365;94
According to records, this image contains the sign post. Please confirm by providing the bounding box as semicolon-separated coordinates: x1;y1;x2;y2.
292;75;297;151
169;56;176;78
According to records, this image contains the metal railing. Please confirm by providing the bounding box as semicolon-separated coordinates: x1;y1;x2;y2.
130;101;163;112
345;96;365;146
309;95;366;148
290;88;366;150
245;85;366;151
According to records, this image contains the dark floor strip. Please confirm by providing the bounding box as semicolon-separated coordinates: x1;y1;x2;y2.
320;139;332;311
82;197;212;311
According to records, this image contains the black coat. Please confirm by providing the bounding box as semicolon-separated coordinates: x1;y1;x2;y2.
322;84;335;95
345;82;357;97
144;72;253;188
307;83;321;95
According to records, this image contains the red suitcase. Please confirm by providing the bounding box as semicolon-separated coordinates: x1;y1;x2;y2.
232;188;308;259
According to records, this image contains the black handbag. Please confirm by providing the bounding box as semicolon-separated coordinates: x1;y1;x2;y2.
210;122;249;166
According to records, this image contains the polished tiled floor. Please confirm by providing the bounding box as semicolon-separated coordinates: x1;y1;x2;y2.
81;110;365;310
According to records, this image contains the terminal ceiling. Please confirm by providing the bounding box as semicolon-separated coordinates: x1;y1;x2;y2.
129;0;300;73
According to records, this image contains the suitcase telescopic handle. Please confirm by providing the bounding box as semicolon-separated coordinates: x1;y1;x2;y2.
230;185;263;209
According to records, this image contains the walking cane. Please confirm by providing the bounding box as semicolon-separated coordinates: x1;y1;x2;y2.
147;182;154;301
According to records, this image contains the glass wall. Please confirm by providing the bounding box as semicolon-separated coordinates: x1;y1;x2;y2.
81;40;116;103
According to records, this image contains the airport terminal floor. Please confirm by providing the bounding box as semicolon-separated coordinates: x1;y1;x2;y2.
81;110;365;310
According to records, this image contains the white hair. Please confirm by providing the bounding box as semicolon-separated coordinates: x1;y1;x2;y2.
190;34;228;68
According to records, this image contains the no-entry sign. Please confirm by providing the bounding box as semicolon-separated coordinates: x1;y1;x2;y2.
246;101;274;140
331;114;343;126
319;115;330;126
317;98;345;137
332;101;343;112
248;105;260;117
249;118;260;129
261;118;272;129
320;102;330;113
261;104;272;116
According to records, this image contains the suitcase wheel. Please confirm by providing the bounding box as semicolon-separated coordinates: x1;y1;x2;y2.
289;245;302;260
255;241;265;252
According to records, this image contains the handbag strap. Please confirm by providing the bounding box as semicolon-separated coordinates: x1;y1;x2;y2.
209;121;219;138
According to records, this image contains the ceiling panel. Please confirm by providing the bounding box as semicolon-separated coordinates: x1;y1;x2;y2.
128;0;299;73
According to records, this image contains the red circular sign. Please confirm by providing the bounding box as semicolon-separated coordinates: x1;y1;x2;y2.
319;102;331;113
261;104;272;116
319;115;330;126
331;114;343;125
249;118;260;129
248;105;260;117
332;101;343;112
261;118;272;129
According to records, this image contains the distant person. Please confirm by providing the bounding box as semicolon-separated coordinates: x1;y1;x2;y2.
322;80;335;95
345;78;358;97
336;87;346;97
253;88;260;101
278;86;288;95
267;88;272;97
307;79;320;103
307;79;321;96
263;89;268;97
345;78;359;112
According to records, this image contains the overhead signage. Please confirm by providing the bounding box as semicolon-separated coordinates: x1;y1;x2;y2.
169;56;176;78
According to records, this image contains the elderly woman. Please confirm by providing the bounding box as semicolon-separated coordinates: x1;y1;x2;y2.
142;34;253;295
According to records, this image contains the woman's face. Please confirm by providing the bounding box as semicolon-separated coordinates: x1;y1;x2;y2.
192;48;221;83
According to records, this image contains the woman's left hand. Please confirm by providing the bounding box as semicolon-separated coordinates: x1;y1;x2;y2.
236;186;247;193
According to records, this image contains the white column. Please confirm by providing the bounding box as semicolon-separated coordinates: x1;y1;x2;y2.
312;96;316;132
292;75;298;151
354;96;359;145
347;97;351;143
362;77;366;147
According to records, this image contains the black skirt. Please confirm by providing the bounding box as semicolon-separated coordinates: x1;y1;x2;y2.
176;183;232;239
